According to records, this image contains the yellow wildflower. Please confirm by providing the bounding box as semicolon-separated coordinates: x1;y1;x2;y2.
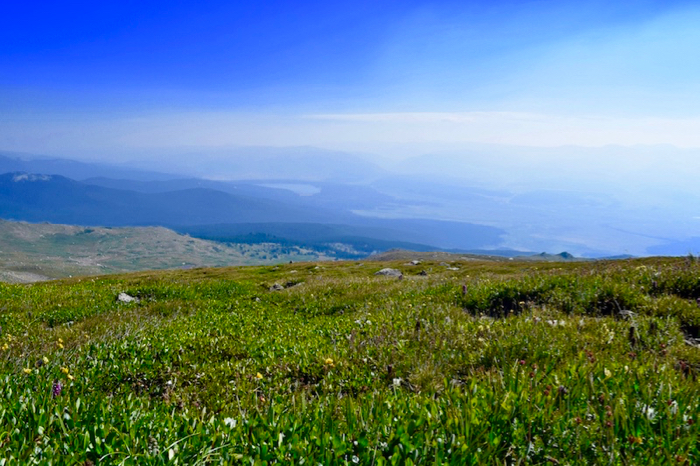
604;368;612;379
61;367;69;374
68;374;74;381
1;343;8;351
255;372;263;380
324;358;335;367
42;356;49;364
23;368;32;374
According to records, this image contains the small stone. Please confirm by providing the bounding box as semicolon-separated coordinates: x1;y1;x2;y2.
269;283;284;291
117;292;139;303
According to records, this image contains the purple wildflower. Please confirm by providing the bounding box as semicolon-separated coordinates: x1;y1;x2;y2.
52;380;62;398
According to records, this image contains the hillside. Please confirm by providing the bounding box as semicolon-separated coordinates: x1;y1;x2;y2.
0;220;343;282
368;249;515;262
0;257;698;463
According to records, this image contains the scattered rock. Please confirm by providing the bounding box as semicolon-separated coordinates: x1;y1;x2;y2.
375;268;403;278
418;270;428;276
269;281;302;291
405;260;421;266
117;292;139;303
446;267;460;271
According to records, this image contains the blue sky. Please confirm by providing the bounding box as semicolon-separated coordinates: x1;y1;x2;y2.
2;0;700;158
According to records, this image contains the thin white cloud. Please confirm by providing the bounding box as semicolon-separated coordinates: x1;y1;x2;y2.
305;111;700;149
4;110;700;161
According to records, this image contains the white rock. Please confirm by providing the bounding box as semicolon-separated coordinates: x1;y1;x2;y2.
117;292;139;303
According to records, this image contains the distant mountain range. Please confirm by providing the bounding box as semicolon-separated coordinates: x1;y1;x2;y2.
147;146;387;182
0;151;179;181
4;147;697;257
0;172;329;226
0;150;506;255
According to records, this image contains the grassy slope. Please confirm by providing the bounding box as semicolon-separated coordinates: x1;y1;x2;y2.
1;257;699;464
0;220;337;282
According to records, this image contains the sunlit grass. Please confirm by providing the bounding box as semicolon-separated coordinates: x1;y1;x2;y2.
0;257;698;463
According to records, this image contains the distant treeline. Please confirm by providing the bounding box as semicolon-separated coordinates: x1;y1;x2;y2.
175;223;439;259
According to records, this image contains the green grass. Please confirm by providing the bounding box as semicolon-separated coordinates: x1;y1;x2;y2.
1;257;699;464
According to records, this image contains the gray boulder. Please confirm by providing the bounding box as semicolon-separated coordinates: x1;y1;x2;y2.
375;268;403;278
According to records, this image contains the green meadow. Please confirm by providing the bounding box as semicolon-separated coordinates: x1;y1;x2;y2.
1;257;699;464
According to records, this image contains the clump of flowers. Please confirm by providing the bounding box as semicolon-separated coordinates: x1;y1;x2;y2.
60;366;74;380
324;358;335;368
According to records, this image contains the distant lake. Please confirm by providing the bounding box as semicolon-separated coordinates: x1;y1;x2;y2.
257;183;321;196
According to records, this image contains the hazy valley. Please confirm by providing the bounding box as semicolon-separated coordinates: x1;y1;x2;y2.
2;145;699;267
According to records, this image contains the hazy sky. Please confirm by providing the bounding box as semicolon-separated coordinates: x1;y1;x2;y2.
2;0;700;159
